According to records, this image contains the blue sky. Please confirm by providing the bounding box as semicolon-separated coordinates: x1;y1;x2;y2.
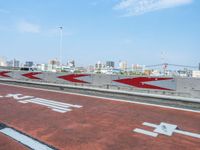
0;0;199;67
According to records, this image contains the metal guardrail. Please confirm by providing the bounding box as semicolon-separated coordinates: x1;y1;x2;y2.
0;78;199;104
1;69;200;99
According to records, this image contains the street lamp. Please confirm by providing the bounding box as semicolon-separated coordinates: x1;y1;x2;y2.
59;26;63;67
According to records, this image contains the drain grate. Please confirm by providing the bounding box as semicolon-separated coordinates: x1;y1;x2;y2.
0;123;6;130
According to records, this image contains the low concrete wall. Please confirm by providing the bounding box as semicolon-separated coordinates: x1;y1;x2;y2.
0;70;200;98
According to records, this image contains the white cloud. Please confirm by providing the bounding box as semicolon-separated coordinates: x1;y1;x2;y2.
17;20;40;33
114;0;193;16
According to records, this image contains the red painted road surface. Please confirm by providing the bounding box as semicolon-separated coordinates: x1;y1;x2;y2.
0;83;199;150
0;134;27;150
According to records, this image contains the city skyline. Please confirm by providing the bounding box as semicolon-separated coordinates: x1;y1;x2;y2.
0;0;200;66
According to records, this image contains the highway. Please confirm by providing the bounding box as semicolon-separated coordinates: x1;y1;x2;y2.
0;83;199;150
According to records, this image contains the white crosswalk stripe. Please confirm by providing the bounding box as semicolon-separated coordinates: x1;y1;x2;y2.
23;99;75;113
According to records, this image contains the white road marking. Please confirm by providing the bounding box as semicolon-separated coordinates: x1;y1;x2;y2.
26;98;74;109
154;122;177;136
1;93;82;113
18;101;29;104
52;109;68;113
0;128;54;150
0;83;199;113
134;122;200;139
28;100;70;110
175;129;200;139
5;94;34;100
28;98;82;108
133;128;158;137
143;122;157;128
23;99;72;112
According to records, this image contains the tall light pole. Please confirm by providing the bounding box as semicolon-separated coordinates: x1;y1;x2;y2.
59;26;63;67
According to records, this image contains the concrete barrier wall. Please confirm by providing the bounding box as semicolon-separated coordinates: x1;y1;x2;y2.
0;70;200;98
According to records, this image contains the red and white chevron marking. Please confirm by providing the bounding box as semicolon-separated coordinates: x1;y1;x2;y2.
113;77;175;90
0;71;11;78
0;71;176;90
22;72;42;80
58;74;91;83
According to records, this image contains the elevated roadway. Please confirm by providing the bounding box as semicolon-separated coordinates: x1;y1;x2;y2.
0;83;199;150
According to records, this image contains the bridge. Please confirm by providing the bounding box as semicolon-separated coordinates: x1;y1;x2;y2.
0;70;199;150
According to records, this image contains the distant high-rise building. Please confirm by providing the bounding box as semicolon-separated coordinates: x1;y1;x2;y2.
13;59;20;67
48;59;60;71
95;61;104;70
119;61;127;71
199;63;200;71
132;64;143;73
6;60;12;67
24;61;34;67
0;57;7;67
7;59;20;67
192;70;200;78
106;61;115;68
67;60;75;68
36;64;48;71
49;59;60;66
